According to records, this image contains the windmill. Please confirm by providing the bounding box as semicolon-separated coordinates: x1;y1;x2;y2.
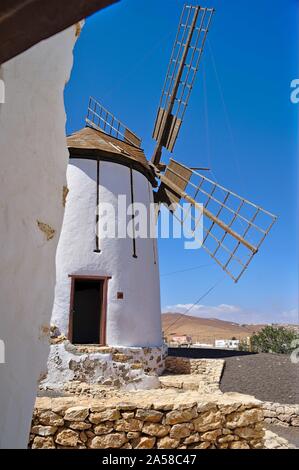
85;4;276;283
49;5;276;378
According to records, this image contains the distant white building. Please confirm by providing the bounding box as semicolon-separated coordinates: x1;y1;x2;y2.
193;342;214;348
215;339;240;350
170;335;192;346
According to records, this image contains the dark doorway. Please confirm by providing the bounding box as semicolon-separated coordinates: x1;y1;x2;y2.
71;278;103;344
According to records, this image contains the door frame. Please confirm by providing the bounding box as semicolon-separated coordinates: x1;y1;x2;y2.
68;274;111;345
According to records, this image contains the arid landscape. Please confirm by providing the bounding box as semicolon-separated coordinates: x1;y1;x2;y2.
162;313;266;344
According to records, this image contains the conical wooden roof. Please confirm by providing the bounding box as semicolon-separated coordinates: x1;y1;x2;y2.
67;127;156;185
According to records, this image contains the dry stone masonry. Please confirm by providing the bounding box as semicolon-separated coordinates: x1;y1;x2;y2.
29;390;265;449
41;341;167;391
263;402;299;427
33;352;299;449
163;357;224;394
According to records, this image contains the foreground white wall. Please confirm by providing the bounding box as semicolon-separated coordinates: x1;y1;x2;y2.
0;27;78;448
52;159;162;347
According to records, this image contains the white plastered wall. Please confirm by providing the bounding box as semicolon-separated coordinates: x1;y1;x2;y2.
52;159;162;347
0;27;78;448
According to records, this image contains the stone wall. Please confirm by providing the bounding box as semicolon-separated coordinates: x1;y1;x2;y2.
29;391;265;449
164;357;224;393
40;342;167;391
263;402;299;427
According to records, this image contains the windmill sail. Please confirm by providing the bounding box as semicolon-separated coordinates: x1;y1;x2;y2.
151;5;214;165
86;96;142;148
155;159;277;283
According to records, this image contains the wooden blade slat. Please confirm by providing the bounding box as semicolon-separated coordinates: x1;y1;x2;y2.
86;97;142;148
151;5;214;164
154;158;277;282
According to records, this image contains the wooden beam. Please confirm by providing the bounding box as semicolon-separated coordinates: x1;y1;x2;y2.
0;0;119;64
158;173;258;254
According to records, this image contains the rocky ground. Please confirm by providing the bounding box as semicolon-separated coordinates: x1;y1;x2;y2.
265;423;299;449
264;429;297;449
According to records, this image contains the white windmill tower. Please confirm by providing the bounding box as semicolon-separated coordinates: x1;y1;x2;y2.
47;5;276;388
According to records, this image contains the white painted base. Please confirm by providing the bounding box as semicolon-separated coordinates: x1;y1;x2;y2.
41;342;167;391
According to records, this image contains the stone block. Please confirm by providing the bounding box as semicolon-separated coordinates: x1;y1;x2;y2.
142;422;170;437
89;409;120;423
55;429;79;447
31;425;58;436
114;418;143;432
38;410;64;426
32;436;55;449
134;437;156;449
157;437;180;449
135;409;163;423
64;406;89;422
170;423;193;439
91;433;127;449
165;407;197;425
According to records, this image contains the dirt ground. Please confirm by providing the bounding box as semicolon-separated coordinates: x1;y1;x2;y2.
220;352;299;404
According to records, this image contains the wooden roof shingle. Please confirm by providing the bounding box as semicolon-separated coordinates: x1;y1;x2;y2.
67;127;156;185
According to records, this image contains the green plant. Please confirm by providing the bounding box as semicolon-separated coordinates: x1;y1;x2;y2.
250;325;299;354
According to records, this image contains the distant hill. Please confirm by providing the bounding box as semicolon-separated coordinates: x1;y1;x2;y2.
162;313;266;344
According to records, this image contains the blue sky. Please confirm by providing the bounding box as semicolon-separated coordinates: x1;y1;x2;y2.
64;0;298;324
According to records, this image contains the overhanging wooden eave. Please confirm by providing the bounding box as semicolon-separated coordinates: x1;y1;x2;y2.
68;147;157;187
0;0;119;65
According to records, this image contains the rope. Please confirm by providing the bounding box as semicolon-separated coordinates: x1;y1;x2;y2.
207;39;245;192
161;263;212;277
164;277;225;334
202;61;212;170
102;30;174;100
201;48;248;236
